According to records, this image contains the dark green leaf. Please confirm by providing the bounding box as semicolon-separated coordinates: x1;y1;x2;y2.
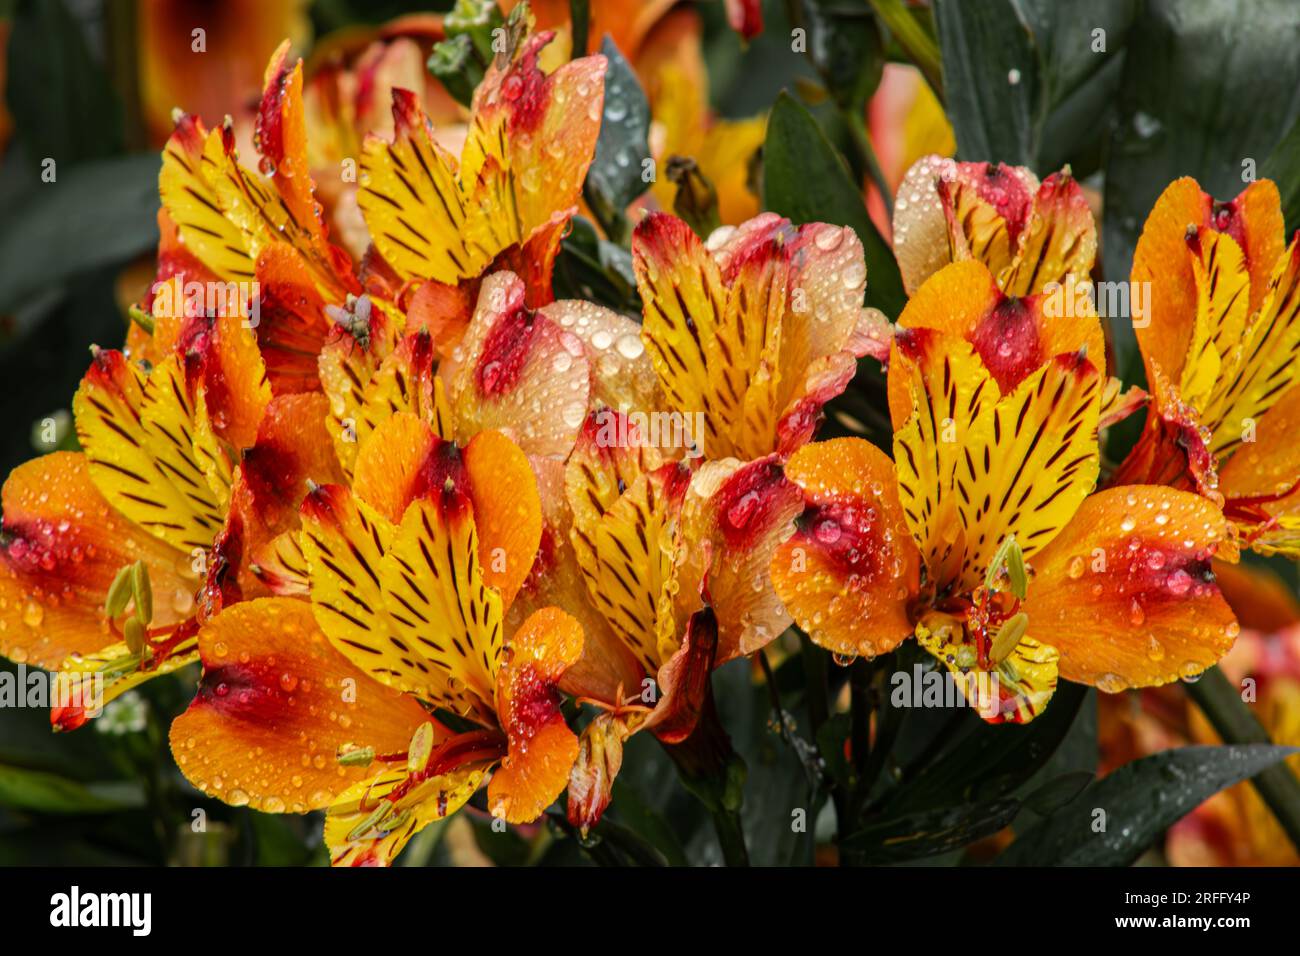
1022;770;1094;815
841;797;1021;862
881;679;1089;811
1101;0;1300;374
934;0;1045;166
7;0;123;167
583;37;652;238
1262;115;1300;234
1016;0;1138;107
803;0;884;111
0;763;142;814
763;92;905;315
997;744;1299;866
0;153;160;313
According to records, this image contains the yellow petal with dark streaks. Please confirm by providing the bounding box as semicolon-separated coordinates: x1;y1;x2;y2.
633;212;737;457
1205;238;1300;459
954;350;1101;591
299;483;476;717
357;89;490;286
158;115;257;283
379;496;504;715
74;351;224;554
1180;228;1249;409
890;328;997;589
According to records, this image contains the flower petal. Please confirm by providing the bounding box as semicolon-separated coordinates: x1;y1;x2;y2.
1021;486;1238;689
0;452;193;669
772;438;920;658
169;597;432;814
207;392;345;605
443;272;591;458
489;606;583;823
1000;170;1097;296
75;350;226;554
669;455;802;665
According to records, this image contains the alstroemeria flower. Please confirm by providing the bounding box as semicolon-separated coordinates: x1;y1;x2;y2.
145;39;376;400
1111;177;1300;556
893;155;1097;299
626;211;877;461
530;410;801;829
771;262;1239;723
356;22;605;349
315;270;594;486
169;421;585;865
0;309;338;727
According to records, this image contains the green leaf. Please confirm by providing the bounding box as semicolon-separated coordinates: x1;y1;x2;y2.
1022;770;1094;815
583;36;651;240
1101;0;1300;375
1262;115;1300;234
0;763;143;814
552;216;640;314
1016;0;1138;109
0;153;160;313
880;679;1089;811
841;797;1021;862
933;0;1045;166
762;92;905;316
803;0;884;112
6;0;124;168
997;744;1300;866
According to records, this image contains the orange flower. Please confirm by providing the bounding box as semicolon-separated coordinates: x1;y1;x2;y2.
892;155;1097;299
356;21;606;346
771;263;1239;722
1112;178;1300;557
170;425;585;865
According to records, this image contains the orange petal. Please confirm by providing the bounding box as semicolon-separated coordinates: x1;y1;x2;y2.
170;597;432;813
644;606;717;744
253;243;332;395
510;458;645;706
351;413;541;609
207;393;345;606
771;439;920;658
0;453;194;669
1211;559;1300;634
488;606;583;824
892;258;1104;403
1131;178;1283;402
461;429;543;609
1022;486;1239;689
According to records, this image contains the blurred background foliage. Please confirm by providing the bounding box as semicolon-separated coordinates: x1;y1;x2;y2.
2;0;1300;866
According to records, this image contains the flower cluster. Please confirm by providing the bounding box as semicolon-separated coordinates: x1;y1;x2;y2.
3;7;1291;867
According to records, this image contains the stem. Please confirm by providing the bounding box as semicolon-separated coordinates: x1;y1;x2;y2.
866;0;945;103
661;694;750;866
1185;666;1300;854
709;806;750;868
